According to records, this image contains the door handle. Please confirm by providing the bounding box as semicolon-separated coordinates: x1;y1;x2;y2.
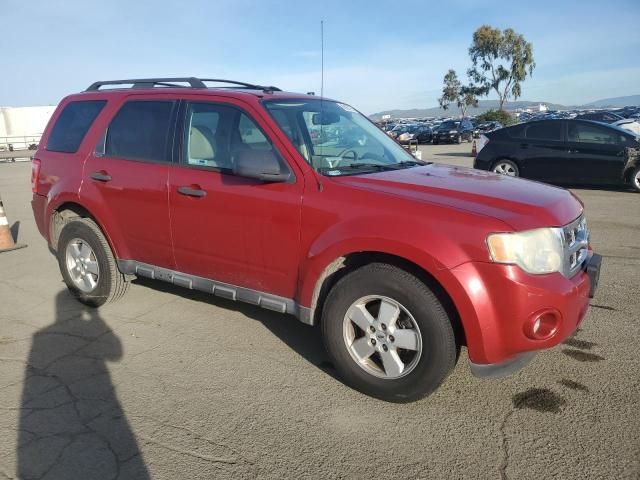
90;171;112;182
567;149;579;154
177;186;207;198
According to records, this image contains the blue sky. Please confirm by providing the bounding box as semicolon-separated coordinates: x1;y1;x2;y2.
3;0;639;113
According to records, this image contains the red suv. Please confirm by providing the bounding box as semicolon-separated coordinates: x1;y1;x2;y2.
31;77;601;402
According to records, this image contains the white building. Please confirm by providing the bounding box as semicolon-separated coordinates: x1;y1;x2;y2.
0;106;56;150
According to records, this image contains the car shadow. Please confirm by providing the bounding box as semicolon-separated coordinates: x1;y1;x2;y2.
432;152;474;157
131;277;337;377
560;183;634;193
17;290;150;479
133;277;341;381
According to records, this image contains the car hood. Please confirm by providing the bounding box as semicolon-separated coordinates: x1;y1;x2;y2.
332;164;583;231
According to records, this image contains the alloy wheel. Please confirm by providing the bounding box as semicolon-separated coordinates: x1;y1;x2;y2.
343;295;422;379
65;238;100;293
493;162;518;176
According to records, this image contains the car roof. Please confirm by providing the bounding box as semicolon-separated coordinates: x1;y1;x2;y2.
63;77;336;105
68;87;328;103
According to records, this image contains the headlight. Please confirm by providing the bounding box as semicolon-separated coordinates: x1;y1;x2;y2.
487;228;564;274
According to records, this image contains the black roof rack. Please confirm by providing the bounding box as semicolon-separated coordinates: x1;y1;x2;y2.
85;77;281;92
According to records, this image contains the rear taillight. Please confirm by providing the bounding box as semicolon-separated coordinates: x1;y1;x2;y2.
31;158;41;193
477;134;490;154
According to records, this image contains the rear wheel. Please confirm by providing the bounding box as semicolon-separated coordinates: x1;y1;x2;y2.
321;263;457;402
492;159;519;177
57;218;129;307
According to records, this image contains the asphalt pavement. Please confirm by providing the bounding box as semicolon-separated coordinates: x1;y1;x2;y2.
0;143;638;479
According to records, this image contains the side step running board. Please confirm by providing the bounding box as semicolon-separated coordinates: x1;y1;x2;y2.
117;260;312;324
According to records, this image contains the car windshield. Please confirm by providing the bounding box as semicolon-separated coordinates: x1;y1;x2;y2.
439;121;460;129
263;99;422;176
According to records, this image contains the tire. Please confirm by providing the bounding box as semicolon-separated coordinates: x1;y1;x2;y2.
57;218;129;307
321;263;457;402
432;139;438;145
456;134;462;144
492;159;519;177
631;166;640;192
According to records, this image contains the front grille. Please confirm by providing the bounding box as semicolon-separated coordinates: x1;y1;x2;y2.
561;215;589;277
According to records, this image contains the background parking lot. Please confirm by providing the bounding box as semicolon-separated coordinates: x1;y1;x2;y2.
1;145;638;479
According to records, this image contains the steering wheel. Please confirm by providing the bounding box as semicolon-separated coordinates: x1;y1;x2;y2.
337;149;359;162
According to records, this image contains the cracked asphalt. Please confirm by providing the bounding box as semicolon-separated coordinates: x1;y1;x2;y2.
1;144;639;479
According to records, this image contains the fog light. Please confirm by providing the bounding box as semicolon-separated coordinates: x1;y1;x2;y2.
524;310;560;340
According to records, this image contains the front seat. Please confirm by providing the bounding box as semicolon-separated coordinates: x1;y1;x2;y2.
188;125;228;168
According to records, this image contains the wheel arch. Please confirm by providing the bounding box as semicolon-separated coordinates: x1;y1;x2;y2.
306;251;466;349
49;201;122;260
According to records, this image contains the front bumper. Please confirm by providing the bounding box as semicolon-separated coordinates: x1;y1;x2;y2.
440;254;600;371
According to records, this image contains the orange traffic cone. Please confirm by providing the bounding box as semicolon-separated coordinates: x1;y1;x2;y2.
471;140;477;158
0;195;27;253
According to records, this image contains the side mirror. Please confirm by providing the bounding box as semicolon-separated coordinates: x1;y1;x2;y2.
233;149;291;183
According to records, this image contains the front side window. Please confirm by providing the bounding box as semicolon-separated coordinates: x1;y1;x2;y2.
47;100;106;153
183;102;287;173
105;100;175;162
264;99;420;176
568;123;624;145
525;122;563;141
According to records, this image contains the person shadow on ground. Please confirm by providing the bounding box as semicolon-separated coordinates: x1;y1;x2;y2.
17;290;150;479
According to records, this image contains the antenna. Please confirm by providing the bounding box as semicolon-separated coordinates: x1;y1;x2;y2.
320;20;324;99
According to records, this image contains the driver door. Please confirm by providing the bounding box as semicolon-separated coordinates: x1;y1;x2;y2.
168;98;304;298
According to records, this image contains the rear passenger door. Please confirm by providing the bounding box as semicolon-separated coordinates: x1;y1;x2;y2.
168;98;304;299
518;121;568;182
81;97;178;268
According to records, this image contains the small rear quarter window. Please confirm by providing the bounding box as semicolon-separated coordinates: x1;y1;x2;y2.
46;100;107;153
505;124;526;139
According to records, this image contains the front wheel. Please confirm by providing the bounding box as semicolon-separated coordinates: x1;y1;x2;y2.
631;166;640;192
321;263;457;402
492;159;520;177
57;218;129;307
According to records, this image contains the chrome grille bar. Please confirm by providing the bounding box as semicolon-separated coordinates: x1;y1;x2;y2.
561;215;589;277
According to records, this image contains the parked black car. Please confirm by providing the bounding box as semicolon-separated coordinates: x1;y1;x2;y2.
432;119;474;144
474;119;640;192
575;111;625;124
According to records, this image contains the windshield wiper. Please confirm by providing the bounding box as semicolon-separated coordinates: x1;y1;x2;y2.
393;160;432;168
318;160;431;176
318;163;397;175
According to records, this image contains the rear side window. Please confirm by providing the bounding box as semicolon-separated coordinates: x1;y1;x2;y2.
105;101;175;162
505;124;526;139
46;100;106;153
525;122;563;141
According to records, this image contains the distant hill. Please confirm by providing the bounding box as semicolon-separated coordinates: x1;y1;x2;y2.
583;95;640;108
370;94;640;120
370;100;568;120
